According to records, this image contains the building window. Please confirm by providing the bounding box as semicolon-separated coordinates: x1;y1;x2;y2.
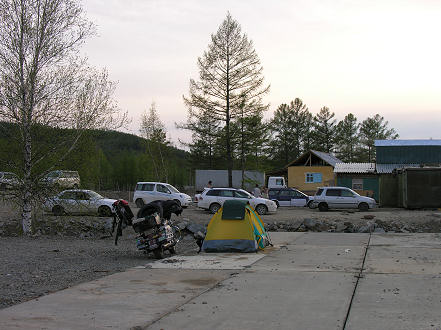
305;173;322;183
352;178;363;190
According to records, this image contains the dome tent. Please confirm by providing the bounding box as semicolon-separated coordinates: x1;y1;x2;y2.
202;200;270;253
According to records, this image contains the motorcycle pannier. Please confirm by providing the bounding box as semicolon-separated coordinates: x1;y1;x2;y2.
132;213;161;233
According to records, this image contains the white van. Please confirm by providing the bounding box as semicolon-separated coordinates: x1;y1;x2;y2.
133;182;192;208
267;176;286;189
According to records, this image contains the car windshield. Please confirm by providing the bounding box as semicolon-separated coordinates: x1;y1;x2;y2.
315;188;324;196
87;191;104;199
347;188;360;196
166;184;180;193
236;190;252;198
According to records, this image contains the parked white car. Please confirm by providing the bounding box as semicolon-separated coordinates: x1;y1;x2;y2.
44;190;117;216
312;187;377;212
41;170;81;189
194;188;209;203
133;182;192;208
197;188;277;215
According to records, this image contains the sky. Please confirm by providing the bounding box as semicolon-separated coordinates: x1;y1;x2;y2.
82;0;441;146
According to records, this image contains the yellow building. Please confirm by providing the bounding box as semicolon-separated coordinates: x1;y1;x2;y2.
286;150;342;195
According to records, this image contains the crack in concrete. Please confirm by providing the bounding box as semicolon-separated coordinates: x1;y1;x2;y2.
342;231;372;329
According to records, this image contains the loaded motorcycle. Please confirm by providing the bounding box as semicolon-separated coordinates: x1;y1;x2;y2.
111;199;182;259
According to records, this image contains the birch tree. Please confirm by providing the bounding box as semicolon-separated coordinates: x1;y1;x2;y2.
0;0;127;234
183;12;269;187
140;102;169;182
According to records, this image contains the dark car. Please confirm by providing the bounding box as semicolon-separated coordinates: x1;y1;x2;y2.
268;188;312;208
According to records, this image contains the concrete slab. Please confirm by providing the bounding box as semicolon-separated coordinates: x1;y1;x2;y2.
267;231;305;246
370;233;441;248
149;270;356;330
3;232;441;330
345;274;441;330
0;268;231;330
365;246;441;275
251;244;365;273
136;253;265;270
292;232;370;246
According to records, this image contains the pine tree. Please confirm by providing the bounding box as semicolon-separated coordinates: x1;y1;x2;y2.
312;106;336;153
359;114;399;162
182;12;269;186
334;113;360;162
270;98;311;166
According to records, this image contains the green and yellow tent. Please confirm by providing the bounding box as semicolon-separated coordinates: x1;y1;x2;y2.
201;200;270;253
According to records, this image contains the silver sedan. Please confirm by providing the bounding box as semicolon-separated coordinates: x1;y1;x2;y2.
44;190;117;216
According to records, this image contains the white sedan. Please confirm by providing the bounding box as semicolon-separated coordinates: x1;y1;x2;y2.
197;188;277;215
44;190;117;216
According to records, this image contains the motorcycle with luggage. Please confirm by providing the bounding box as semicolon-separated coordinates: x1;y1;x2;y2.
111;199;182;259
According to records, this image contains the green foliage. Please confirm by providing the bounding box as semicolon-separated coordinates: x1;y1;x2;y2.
359;114;399;162
269;98;311;167
268;100;399;165
312;106;336;153
334;113;361;162
182;13;269;186
0;123;192;190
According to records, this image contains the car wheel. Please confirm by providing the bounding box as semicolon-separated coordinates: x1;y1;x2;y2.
358;202;369;212
307;201;315;209
274;200;280;208
255;204;268;215
52;205;65;216
135;198;145;208
98;205;112;217
209;203;221;214
318;203;328;212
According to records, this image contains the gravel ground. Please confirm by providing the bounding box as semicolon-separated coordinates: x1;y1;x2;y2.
2;203;441;310
0;229;199;309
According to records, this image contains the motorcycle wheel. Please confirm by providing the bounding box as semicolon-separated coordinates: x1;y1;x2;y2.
153;248;164;259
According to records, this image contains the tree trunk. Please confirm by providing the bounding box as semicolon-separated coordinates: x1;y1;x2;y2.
146;140;159;180
241;117;245;189
226;117;232;187
21;125;32;234
226;49;232;187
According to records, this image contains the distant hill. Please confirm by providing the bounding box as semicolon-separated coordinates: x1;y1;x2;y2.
0;123;192;190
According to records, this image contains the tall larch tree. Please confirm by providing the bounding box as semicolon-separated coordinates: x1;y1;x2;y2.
182;12;269;187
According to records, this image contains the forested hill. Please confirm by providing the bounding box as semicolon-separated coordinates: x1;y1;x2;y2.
0;123;192;190
79;129;192;190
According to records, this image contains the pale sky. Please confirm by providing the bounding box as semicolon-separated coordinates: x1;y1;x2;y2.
82;0;441;146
